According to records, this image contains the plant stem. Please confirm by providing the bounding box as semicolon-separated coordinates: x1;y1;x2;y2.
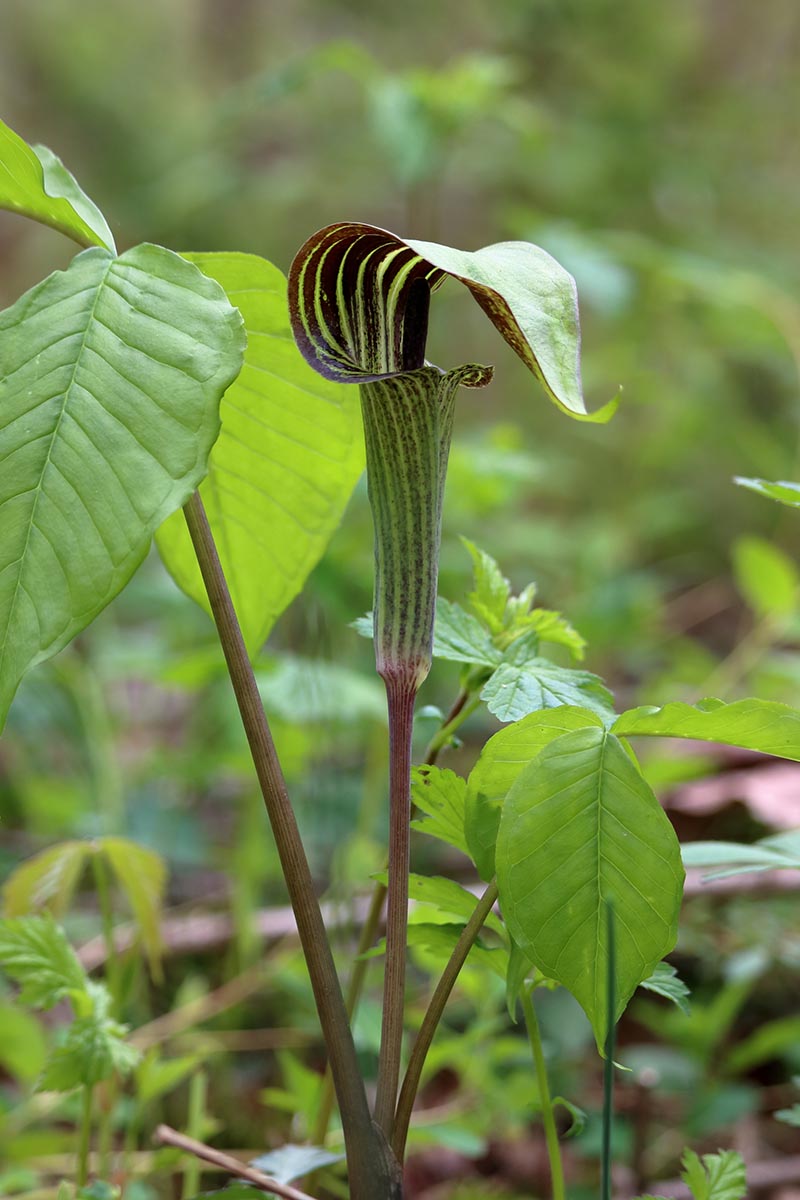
521;988;565;1200
374;675;416;1136
155;1124;315;1199
392;880;498;1159
77;1085;93;1187
312;687;479;1147
182;492;400;1199
181;1069;207;1200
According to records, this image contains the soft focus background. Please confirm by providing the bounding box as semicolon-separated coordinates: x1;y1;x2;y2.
2;2;800;1197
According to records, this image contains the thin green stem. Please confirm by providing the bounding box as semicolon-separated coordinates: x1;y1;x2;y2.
521;988;565;1200
375;675;416;1136
91;851;122;1015
423;692;481;762
77;1085;93;1187
393;880;499;1160
181;1070;207;1200
182;492;400;1199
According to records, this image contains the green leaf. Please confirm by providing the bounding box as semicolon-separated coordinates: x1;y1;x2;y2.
0;913;87;1008
38;980;139;1091
373;871;505;937
552;1096;587;1138
289;222;616;421
2;841;89;917
0;118;115;250
679;1148;746;1200
156;252;363;658
735;476;800;508
432;598;500;667
99;838;166;978
725;1014;800;1075
613;697;800;760
732;535;798;619
462;537;511;630
410;765;469;857
256;656;386;724
135;1050;202;1105
682;835;800;878
465;707;604;880
776;1103;800;1126
639;962;691;1015
496;728;684;1045
249;1144;344;1183
0;245;245;730
0;1003;48;1082
480;657;614;723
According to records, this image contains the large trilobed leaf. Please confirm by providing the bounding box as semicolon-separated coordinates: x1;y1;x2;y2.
156;253;364;657
0;118;115;251
288;221;615;421
0;245;245;729
613;697;800;760
465;707;605;881
496;727;684;1045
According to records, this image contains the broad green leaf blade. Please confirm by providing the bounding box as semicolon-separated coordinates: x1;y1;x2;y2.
0;118;115;250
639;962;691;1015
496;728;684;1045
480;657;614;723
249;1144;345;1183
99;838;166;978
465;707;604;880
2;841;89;917
289;222;615;420
156;253;364;657
410;765;469;856
735;476;800;508
0;1003;48;1083
613;698;800;760
373;870;505;937
732;535;798;619
0;245;245;730
432;598;500;666
0;913;87;1008
682;837;800;877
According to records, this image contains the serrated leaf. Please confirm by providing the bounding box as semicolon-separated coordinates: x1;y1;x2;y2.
735;476;800;508
249;1144;344;1183
0;244;245;730
732;535;798;619
613;697;800;759
465;707;604;880
680;1147;746;1200
639;962;691;1015
480;657;614;723
99;838;166;979
432;598;500;667
156;252;363;657
496;728;684;1045
521;608;586;660
39;980;139;1091
0;913;86;1008
0;118;115;250
410;766;469;856
461;537;511;630
2;841;89;917
367;922;505;978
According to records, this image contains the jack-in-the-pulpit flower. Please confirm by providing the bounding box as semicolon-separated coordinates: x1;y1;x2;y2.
288;220;612;1138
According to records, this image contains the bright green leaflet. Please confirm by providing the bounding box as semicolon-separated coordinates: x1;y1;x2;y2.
496;727;684;1045
0;245;245;730
465;707;604;880
735;476;800;508
613;697;800;759
480;656;614;723
732;535;798;619
410;765;469;856
0;119;115;251
156;253;364;658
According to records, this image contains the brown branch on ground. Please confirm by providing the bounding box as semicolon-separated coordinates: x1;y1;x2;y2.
154;1124;315;1199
